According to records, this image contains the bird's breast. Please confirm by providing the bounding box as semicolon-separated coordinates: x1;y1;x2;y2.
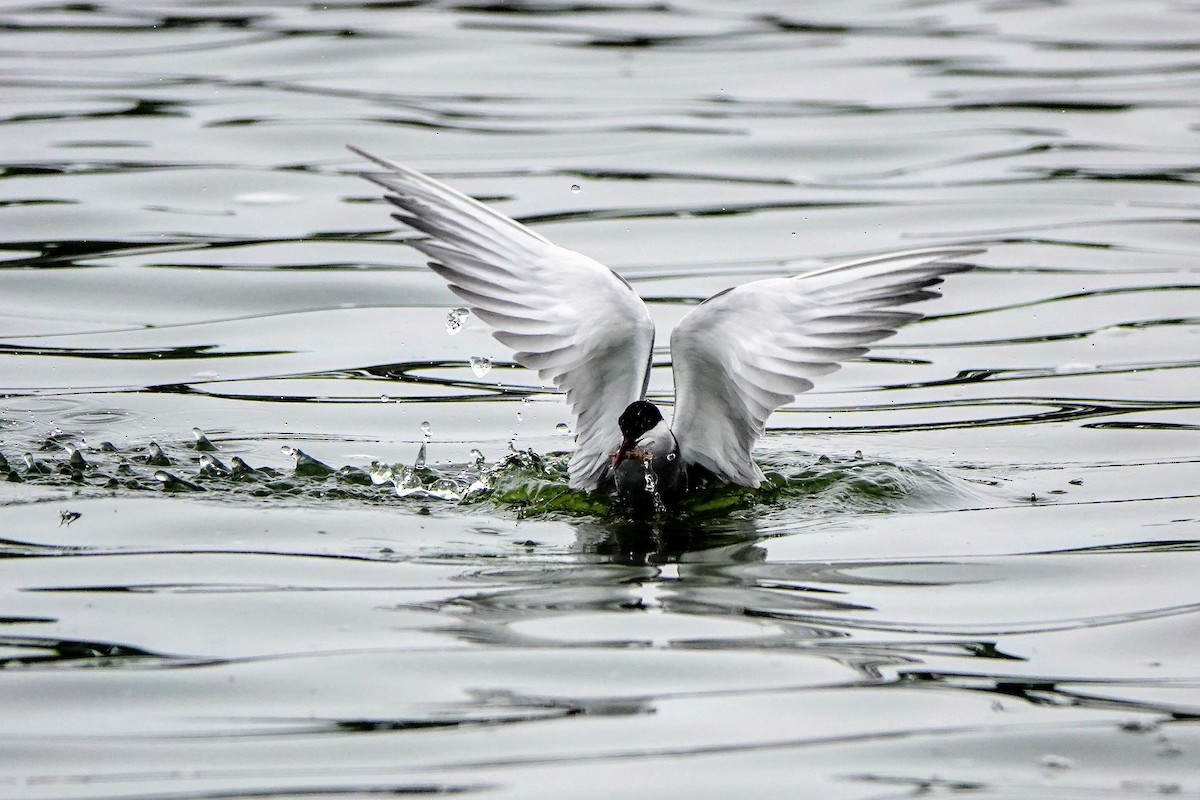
613;424;687;511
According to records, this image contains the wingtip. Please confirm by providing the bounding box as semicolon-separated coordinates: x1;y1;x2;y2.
347;146;422;194
346;144;394;172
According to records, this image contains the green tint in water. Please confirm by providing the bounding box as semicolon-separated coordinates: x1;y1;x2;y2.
1;430;970;520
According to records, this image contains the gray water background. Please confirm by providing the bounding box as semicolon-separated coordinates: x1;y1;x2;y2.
2;1;1199;797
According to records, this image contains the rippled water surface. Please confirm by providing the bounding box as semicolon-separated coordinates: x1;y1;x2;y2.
3;1;1200;797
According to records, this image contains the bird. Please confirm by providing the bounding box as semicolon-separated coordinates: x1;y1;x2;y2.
349;146;981;511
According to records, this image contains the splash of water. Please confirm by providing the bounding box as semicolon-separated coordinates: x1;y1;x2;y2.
445;307;470;335
641;456;669;515
0;428;975;520
469;356;492;377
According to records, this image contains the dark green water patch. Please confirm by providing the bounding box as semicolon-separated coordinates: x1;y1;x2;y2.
0;431;969;522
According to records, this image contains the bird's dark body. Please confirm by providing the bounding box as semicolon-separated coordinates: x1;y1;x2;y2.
613;401;688;513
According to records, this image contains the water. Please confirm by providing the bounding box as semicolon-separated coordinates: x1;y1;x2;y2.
2;0;1200;797
470;355;492;377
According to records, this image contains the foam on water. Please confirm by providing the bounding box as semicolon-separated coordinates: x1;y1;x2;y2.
0;429;984;523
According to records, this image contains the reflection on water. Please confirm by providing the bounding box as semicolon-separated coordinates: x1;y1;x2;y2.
2;0;1200;797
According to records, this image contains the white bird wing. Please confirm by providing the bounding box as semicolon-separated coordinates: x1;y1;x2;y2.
350;146;655;491
669;248;982;487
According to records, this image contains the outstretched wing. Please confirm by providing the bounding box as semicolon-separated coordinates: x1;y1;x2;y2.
669;248;981;486
350;146;654;490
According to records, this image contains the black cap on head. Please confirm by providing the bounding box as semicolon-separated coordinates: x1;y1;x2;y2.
618;401;662;439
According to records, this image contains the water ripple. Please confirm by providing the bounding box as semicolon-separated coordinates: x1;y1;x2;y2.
4;0;1200;795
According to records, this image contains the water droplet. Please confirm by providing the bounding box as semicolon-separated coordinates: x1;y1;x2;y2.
420;421;431;437
570;184;581;193
368;460;394;485
555;422;570;435
470;448;485;467
192;428;217;451
666;452;676;461
1040;754;1073;770
445;307;470;335
469;356;492;377
290;448;334;476
854;449;863;460
380;394;390;403
516;412;523;423
199;453;230;476
155;469;205;492
24;452;54;475
64;444;86;467
230;457;255;476
147;442;170;466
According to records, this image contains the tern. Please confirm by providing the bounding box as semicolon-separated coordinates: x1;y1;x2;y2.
351;146;980;511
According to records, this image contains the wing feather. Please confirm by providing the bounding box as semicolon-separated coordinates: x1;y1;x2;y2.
350;146;654;490
670;248;981;486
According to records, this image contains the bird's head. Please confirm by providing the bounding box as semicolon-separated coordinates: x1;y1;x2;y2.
614;401;663;468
